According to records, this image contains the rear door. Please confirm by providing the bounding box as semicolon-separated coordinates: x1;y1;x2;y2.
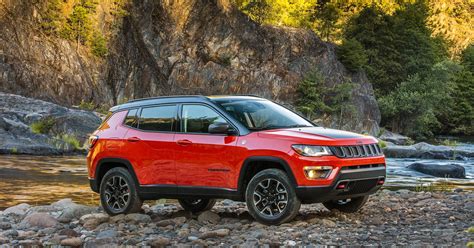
174;104;240;189
123;105;178;187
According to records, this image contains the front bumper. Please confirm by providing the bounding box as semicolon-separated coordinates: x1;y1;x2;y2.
295;166;386;203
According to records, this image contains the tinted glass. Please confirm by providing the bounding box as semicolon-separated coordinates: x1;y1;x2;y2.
124;109;138;128
182;105;228;133
138;105;176;131
213;99;313;131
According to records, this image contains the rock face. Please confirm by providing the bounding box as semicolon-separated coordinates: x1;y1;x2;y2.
0;0;381;135
0;92;101;155
408;163;466;179
383;142;474;160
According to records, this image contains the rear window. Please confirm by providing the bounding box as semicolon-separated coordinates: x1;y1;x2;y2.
138;105;177;132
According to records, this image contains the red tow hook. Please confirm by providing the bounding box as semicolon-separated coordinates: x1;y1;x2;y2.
377;178;385;185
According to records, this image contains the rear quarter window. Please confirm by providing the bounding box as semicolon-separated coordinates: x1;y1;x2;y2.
124;109;138;128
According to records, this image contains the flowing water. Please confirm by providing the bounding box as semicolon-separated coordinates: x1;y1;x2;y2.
0;143;473;209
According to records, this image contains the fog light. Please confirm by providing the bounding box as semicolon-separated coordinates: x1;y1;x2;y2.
304;166;332;179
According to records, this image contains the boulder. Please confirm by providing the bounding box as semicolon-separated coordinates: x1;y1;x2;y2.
383;142;473;160
408;163;466;179
2;203;30;216
0;92;101;155
379;130;411;145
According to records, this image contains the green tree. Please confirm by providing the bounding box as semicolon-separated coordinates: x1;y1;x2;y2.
312;0;340;42
296;70;354;128
336;38;368;72
91;31;108;57
41;0;65;35
62;0;98;48
344;2;446;97
296;71;331;120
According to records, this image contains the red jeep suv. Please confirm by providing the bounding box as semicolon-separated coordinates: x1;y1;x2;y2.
87;95;385;224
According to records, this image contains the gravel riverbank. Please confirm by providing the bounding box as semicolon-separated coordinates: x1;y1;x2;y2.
0;189;472;247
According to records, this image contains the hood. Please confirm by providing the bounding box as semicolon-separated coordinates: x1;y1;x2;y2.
257;127;377;145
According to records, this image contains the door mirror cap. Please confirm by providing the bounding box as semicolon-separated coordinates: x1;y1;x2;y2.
208;122;237;135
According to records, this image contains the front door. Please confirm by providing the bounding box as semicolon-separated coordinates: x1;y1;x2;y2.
174;104;239;189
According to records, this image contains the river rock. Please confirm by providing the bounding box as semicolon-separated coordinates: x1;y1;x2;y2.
125;213;151;223
199;228;230;239
2;203;30;216
408;163;466;178
148;236;171;247
61;237;83;247
20;213;58;228
197;211;220;224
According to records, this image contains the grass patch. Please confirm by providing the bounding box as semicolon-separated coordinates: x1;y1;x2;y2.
467;227;474;233
441;139;458;147
467;241;474;248
379;140;387;148
55;134;82;150
10;147;17;154
30;117;56;134
414;179;454;192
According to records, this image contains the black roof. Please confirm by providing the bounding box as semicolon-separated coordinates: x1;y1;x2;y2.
109;95;264;112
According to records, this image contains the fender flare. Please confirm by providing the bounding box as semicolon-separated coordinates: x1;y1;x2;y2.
93;158;140;190
237;156;297;193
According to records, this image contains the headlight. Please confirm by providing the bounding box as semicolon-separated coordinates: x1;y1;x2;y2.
292;145;332;157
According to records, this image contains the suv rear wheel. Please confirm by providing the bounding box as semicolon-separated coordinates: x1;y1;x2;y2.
100;167;143;215
322;195;369;213
178;198;216;213
245;169;301;225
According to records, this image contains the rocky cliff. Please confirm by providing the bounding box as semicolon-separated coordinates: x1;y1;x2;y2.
0;0;380;134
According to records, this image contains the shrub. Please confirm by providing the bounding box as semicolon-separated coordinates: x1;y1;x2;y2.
31;117;56;134
91;32;108;57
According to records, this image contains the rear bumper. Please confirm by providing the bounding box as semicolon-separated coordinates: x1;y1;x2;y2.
295;166;386;203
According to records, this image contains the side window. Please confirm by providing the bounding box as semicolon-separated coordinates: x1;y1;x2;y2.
138;105;177;132
181;105;228;133
124;109;138;128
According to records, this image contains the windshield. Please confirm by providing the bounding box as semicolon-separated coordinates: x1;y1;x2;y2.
213;99;314;131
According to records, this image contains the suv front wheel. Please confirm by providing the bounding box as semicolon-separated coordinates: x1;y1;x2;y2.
100;167;143;215
245;169;301;225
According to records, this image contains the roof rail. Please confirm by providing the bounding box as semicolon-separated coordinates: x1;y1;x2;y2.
126;95;207;103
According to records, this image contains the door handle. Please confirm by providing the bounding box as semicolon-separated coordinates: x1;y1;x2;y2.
127;137;141;142
176;139;192;146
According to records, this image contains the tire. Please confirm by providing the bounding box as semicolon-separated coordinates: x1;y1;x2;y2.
245;169;301;225
322;196;369;213
178;198;216;213
100;167;143;215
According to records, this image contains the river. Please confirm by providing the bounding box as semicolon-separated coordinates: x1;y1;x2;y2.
0;144;473;209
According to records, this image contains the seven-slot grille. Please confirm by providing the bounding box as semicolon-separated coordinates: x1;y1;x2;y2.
329;144;383;158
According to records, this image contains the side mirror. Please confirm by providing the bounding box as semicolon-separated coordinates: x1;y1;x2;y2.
208;122;237;135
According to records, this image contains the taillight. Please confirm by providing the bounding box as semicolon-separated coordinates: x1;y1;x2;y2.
88;135;99;148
